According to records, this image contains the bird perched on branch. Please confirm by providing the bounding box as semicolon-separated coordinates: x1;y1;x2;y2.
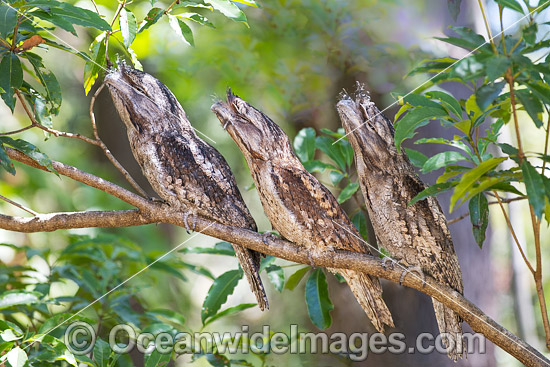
336;85;464;360
104;64;268;310
211;90;394;332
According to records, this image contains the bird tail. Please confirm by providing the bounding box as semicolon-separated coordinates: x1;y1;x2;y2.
433;299;464;360
337;269;394;332
233;244;269;311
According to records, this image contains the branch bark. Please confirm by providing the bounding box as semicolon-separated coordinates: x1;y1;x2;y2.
2;148;548;367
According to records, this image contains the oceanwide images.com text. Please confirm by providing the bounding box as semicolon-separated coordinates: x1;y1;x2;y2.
64;322;486;361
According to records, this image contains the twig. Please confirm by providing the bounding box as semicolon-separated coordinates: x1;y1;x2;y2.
89;84;148;197
0;194;38;216
0;124;35;136
448;196;528;225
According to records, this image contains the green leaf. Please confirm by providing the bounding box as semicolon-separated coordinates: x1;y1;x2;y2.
201;269;242;324
181;242;235;256
285;266;310;290
351;211;369;241
522;23;537;45
0;329;22;342
266;265;284;292
138;7;164;33
469;193;489;248
0;4;18;39
303;160;335;173
83;32;107;95
521;160;545;218
0;290;41;309
337;182;359;203
93;339;111;367
425;90;463;117
0;53;22;112
422;151;468;173
42;38;93;62
447;0;462;21
394;107;449;153
486;55;511;81
205;0;248;26
476;81;505;110
6;346;27;367
202;303;256;326
177;12;215;28
329;170;345;185
0;137;55;172
516;89;544;128
450;157;507;211
52;2;111;32
119;8;137;48
168;15;194;47
409;182;454;206
0;144;15;175
496;0;525;14
526;82;550;105
305;268;333;329
294;127;316;162
231;0;259;7
404;148;428;168
146;309;186;325
315;136;351;171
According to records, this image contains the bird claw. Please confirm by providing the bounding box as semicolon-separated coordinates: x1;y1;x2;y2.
149;196;165;204
261;231;278;246
223;120;232;130
183;212;197;234
399;265;425;286
382;256;396;270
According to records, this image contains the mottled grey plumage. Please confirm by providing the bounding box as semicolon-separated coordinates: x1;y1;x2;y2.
104;65;268;310
336;86;464;360
211;90;394;332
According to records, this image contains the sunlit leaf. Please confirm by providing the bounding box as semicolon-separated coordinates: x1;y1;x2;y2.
119;7;137;48
422;151;468;173
138;7;164;33
294;127;316;162
337;182;359;203
205;0;248;26
409;182;454;206
169;15;194;47
285;266;310;290
496;0;525;14
202;303;256;326
521;160;545;218
266;265;285;292
394;107;448;153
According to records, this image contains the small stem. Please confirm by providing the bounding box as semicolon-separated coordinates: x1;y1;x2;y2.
10;16;23;51
507;72;525;161
89;84;148;197
477;0;498;53
0;194;38;216
499;5;507;55
542;107;550;175
493;190;535;274
165;0;180;14
0;124;35;135
448;196;528;225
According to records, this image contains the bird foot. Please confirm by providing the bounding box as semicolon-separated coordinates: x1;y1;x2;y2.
183;212;197;234
223;120;232;130
399;265;425;286
381;256;396;270
261;231;278;246
149;196;165;204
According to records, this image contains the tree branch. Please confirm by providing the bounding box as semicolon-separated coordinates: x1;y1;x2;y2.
2;148;548;367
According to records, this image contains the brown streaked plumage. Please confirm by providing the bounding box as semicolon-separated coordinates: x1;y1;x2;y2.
104;65;268;310
211;90;394;332
336;86;464;360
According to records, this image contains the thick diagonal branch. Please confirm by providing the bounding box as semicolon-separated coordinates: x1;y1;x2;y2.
1;149;548;367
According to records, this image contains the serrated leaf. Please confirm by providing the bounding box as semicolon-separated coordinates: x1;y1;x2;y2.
450;157;507;211
522;160;545;218
516;89;544;128
409;182;454;206
285;266;310;290
205;0;248;26
201;269;242;324
266;265;284;292
119;8;137;48
93;339;111;367
202;303;256;327
138;7;164;33
337;182;359;203
168;15;194;47
0;4;18;39
6;346;27;367
469;193;489;248
394;107;448;153
496;0;525;14
305;268;333;329
294;127;316;162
